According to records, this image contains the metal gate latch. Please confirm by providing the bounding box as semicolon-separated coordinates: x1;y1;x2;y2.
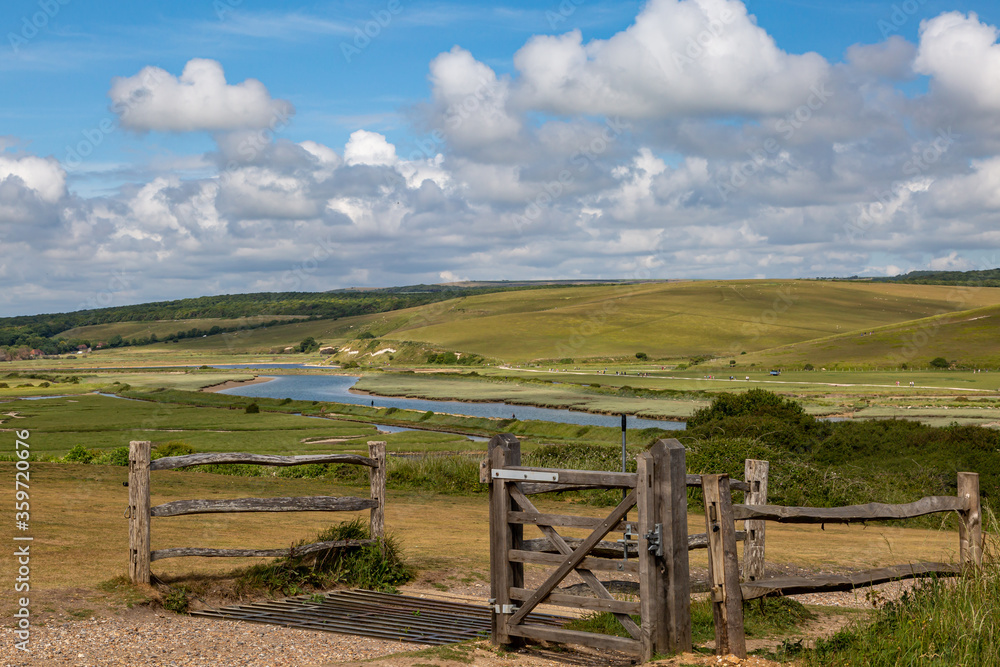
644;523;663;557
492;604;518;614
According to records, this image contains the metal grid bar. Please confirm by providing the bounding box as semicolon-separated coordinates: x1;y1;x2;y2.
191;589;569;645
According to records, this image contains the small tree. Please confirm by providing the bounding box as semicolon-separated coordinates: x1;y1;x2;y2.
635;352;648;360
930;357;949;369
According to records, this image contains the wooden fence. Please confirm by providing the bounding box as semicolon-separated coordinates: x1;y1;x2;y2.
703;470;982;657
486;435;983;662
127;440;387;584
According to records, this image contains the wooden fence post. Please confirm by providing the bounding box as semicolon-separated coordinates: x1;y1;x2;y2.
958;472;982;569
368;441;386;548
488;434;523;648
742;459;769;582
703;474;746;659
645;439;692;655
637;450;656;663
128;440;151;584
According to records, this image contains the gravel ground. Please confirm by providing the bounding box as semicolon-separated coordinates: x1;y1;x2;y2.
0;612;410;667
0;579;914;667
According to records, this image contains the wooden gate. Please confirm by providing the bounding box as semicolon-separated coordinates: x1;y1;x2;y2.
485;434;692;662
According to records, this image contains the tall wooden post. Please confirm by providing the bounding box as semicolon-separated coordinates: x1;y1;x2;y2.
958;472;982;569
368;441;386;548
128;440;151;584
488;434;523;648
643;439;692;655
742;459;769;582
703;474;746;658
637;451;657;663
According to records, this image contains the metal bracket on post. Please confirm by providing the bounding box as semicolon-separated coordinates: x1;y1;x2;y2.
492;469;559;482
644;523;663;558
493;604;518;614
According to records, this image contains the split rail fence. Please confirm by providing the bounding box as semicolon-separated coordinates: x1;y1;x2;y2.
127;440;387;584
486;434;983;662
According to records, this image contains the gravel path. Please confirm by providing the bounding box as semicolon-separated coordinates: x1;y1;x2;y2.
0;612;410;667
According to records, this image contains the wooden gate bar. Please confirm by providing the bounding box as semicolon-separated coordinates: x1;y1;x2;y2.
507;485;641;640
703;474;746;658
506;490;637;627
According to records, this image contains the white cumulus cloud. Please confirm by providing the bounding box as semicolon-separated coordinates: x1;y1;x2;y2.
109;58;295;132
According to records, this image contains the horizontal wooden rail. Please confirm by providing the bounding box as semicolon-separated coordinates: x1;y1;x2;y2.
688;475;751;493
150;452;377;471
509;587;641;615
508;511;635;531
740;562;962;600
150;496;377;517
733;496;965;524
520;531;746;556
509;549;639;574
497;467;636;488
520;473;749;494
150;538;375;562
507;623;642;655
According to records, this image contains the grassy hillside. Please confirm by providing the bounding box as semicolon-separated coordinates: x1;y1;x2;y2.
20;279;1000;365
743;302;1000;369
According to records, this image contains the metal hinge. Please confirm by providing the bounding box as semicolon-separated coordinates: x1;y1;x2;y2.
644;523;663;558
492;604;518;614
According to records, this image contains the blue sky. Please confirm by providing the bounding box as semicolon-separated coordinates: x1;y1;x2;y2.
4;0;1000;316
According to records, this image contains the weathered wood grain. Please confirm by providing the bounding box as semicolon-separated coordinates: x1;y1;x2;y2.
742;459;769;582
508;587;640;615
128;440;151;584
703;474;746;659
507;624;642;655
732;496;964;524
958;472;983;568
150;452;377;471
150;496;377;517
740;562;962;599
150;539;374;561
368;441;386;543
506;491;637;627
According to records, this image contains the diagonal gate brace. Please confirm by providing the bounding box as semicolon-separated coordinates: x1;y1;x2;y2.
508;485;641;639
507;489;638;627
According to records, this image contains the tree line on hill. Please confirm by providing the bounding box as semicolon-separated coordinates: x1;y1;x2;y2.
0;284;543;359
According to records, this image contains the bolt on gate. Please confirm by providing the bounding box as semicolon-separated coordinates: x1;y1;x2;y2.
485;434;692;662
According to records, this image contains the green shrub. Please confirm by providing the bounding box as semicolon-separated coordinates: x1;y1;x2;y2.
93;447;130;466
930;356;949;368
63;444;97;464
162;587;190;614
236;518;412;596
245;402;260;414
152;441;196;459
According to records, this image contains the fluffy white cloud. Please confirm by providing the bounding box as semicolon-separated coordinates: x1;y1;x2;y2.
344;130;398;166
0;154;65;203
915;12;1000;111
512;0;829;118
109;59;295;132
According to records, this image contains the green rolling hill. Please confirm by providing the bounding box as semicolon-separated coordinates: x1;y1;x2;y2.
47;279;1000;367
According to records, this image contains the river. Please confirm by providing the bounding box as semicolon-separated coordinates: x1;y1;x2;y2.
212;365;685;431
